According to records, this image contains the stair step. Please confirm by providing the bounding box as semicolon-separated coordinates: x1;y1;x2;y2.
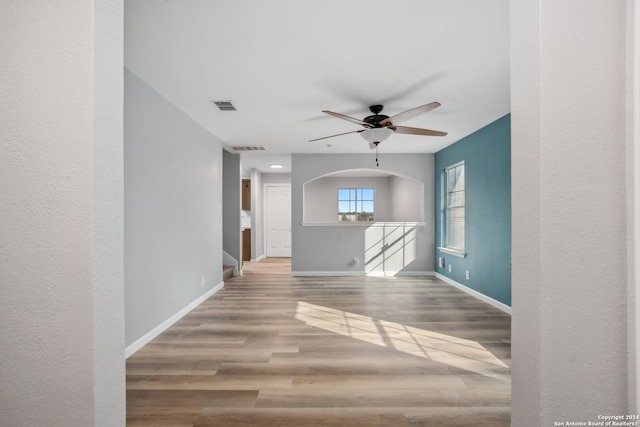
222;265;234;282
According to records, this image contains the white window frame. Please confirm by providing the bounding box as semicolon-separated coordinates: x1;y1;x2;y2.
440;161;466;257
337;188;375;222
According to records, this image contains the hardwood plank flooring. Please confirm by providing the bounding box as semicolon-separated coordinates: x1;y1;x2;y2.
127;258;511;426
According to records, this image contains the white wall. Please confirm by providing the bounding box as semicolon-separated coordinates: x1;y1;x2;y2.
223;150;242;268
93;1;126;423
390;175;424;222
251;168;264;260
263;172;291;184
0;1;125;425
511;0;631;424
124;68;223;347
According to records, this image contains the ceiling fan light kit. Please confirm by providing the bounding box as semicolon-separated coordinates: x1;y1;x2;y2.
310;102;447;166
360;127;393;145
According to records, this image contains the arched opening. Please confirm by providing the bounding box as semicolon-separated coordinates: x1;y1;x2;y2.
302;168;424;224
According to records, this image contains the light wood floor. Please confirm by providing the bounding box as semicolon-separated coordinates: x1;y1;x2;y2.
127;258;511;426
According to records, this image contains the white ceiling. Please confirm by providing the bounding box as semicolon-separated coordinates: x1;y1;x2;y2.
124;0;510;175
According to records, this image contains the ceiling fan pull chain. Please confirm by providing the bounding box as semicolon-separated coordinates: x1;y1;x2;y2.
375;144;379;167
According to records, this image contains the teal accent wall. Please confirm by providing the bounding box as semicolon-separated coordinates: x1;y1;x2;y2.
435;114;511;306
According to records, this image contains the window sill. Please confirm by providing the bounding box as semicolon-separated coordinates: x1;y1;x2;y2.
437;247;466;258
302;221;426;227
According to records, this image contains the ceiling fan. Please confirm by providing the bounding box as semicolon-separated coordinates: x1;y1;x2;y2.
309;102;447;149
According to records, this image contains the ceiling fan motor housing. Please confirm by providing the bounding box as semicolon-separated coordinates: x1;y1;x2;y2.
364;105;390;129
363;114;389;127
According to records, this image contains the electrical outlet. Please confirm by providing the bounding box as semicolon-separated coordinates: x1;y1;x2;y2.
448;265;452;273
466;271;470;280
201;276;205;287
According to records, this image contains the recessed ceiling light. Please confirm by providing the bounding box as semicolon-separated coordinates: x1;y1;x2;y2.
270;164;283;169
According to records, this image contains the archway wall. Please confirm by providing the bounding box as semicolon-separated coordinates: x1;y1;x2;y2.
292;154;434;275
303;171;424;223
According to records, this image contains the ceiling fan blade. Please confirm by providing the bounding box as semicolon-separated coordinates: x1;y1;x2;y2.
392;126;447;137
322;110;371;127
309;130;363;142
379;102;441;126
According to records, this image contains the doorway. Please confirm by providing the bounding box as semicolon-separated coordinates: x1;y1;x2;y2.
265;184;291;257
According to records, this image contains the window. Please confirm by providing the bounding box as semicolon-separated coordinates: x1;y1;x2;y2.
445;162;465;252
338;188;374;222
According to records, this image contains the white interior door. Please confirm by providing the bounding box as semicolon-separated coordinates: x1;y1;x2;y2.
266;185;291;257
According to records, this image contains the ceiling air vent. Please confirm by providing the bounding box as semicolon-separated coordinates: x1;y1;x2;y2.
231;146;267;152
211;100;236;111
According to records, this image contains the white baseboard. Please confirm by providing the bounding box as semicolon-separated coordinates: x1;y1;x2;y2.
125;281;225;358
435;273;512;315
292;271;362;277
366;270;435;277
292;270;434;277
251;254;266;263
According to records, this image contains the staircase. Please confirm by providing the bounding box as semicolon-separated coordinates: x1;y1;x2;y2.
222;251;239;283
223;265;234;282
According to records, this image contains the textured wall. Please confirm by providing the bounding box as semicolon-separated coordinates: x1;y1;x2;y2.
124;69;223;346
511;0;630;424
0;1;125;425
434;114;511;306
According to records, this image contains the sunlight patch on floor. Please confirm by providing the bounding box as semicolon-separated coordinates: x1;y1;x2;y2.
295;301;509;381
